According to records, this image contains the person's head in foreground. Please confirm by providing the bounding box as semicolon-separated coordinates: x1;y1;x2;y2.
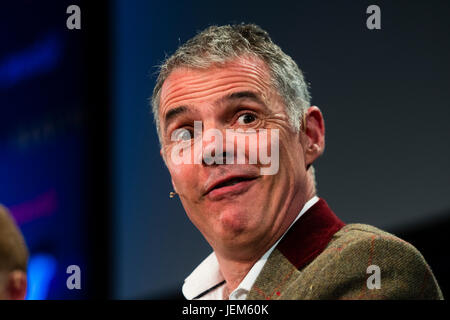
152;24;443;300
0;205;28;300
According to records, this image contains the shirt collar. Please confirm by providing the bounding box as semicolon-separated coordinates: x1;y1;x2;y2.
182;251;223;300
182;196;319;300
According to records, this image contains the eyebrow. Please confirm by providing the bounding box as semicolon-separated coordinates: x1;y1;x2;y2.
220;91;264;104
164;106;188;126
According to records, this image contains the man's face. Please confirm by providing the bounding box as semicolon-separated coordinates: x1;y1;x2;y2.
159;56;313;258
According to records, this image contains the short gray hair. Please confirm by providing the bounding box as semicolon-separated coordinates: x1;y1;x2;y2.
151;23;311;144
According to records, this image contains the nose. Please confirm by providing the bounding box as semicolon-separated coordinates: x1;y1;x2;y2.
202;149;230;166
202;135;231;166
193;121;245;166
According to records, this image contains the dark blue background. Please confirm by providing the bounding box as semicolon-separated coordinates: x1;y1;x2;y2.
0;1;87;299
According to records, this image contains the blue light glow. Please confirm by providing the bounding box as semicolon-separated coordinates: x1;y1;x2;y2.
0;33;62;89
25;253;57;300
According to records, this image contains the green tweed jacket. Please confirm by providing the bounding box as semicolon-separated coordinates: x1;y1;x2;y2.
246;198;443;300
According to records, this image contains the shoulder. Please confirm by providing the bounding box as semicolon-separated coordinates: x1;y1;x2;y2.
294;223;443;299
328;223;415;253
325;223;430;262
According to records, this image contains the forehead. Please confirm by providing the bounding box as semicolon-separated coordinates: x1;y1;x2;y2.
159;56;274;114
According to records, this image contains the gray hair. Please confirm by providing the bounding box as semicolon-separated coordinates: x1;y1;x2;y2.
150;23;311;144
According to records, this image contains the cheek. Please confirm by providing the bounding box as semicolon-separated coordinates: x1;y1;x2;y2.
268;127;300;161
167;161;195;191
165;142;193;175
277;134;306;182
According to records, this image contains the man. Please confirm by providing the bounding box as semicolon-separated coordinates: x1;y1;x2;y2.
151;24;443;299
0;205;28;300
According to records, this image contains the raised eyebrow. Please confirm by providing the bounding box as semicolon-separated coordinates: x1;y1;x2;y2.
228;91;258;99
164;106;189;128
218;91;267;109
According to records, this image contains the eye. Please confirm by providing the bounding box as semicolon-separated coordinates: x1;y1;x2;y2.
237;113;256;125
171;128;192;141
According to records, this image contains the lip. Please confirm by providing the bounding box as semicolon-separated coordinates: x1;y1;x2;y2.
204;175;260;200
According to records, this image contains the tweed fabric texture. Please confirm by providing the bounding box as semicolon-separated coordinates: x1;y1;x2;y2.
247;207;443;300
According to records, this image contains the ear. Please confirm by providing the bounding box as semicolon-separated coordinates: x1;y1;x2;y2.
303;106;325;168
6;270;27;300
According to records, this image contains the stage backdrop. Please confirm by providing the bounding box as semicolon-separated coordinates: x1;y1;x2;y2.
112;0;450;299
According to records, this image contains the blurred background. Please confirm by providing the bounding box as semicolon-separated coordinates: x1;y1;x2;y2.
1;0;449;299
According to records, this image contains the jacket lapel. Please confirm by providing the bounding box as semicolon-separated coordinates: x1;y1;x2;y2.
247;198;345;300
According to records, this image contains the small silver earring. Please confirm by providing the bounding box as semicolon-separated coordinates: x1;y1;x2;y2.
169;191;177;198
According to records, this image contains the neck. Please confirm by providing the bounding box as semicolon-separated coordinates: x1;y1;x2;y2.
213;225;288;296
215;254;257;297
215;193;317;297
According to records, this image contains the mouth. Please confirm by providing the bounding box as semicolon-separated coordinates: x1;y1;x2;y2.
204;175;259;200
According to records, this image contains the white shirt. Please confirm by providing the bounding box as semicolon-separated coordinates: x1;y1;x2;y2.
182;196;319;300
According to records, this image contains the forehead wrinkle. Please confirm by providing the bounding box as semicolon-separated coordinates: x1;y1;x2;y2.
164;81;269;110
166;71;268;94
161;75;272;118
162;69;270;102
160;58;272;108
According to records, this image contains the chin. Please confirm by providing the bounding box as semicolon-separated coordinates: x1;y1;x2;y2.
216;207;255;238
